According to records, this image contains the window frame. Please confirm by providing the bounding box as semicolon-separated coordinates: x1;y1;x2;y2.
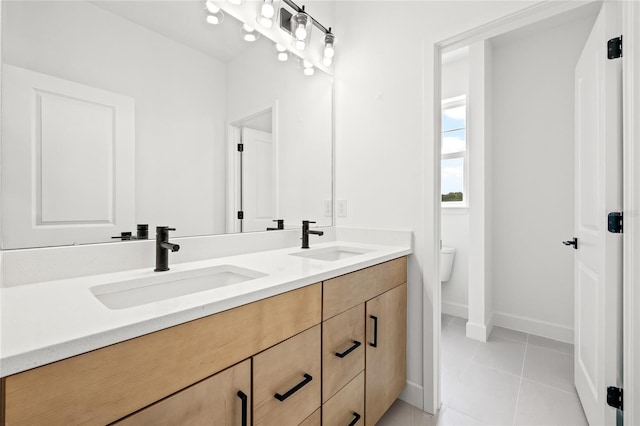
441;95;468;208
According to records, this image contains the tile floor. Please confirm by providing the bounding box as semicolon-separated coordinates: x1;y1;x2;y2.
376;315;588;426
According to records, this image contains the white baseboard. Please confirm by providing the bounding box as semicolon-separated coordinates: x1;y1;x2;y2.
492;310;573;343
441;301;468;319
399;380;424;410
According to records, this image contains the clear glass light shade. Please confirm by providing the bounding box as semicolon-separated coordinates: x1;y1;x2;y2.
303;67;315;76
302;59;313;68
324;45;335;59
294;40;306;51
322;56;333;66
291;12;310;41
205;0;220;13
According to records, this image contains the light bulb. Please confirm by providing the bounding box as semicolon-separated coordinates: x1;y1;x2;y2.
241;24;259;42
261;1;274;19
295;40;306;50
278;51;289;61
258;16;273;28
303;59;313;68
322;56;333;66
303;67;315;76
205;0;220;13
206;12;223;25
295;26;307;41
276;43;287;52
324;45;335;59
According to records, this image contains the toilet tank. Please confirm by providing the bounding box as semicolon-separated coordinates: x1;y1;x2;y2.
440;246;456;282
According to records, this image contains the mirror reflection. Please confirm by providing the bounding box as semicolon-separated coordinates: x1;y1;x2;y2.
1;0;333;249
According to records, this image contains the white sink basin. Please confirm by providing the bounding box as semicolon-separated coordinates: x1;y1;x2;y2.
290;246;374;262
90;265;267;310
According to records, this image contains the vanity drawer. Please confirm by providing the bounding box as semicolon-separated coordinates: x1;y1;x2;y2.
113;359;251;426
323;257;407;320
253;325;321;426
322;304;365;402
322;371;365;426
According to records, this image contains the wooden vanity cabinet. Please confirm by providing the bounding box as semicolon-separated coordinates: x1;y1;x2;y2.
321;257;407;426
113;359;252;426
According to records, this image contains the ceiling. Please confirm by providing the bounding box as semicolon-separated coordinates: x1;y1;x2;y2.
92;0;267;63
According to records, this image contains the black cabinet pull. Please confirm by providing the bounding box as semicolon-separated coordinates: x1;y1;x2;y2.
274;373;313;401
562;237;578;249
348;412;361;426
370;315;378;347
237;390;248;426
335;340;361;358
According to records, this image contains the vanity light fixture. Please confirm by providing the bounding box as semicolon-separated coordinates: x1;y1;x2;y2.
228;0;243;5
258;0;275;28
323;31;335;59
204;0;224;24
276;43;289;61
241;23;260;42
278;0;336;68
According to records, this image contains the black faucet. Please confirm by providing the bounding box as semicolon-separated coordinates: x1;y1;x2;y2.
267;219;285;231
155;226;180;272
301;220;324;249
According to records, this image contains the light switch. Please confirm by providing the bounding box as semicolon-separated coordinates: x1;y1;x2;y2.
337;200;347;217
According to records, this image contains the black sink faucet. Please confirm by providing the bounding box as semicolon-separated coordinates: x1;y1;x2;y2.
155;226;180;272
267;219;285;231
301;220;324;249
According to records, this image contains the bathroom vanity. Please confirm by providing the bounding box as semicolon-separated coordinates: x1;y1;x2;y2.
0;234;410;426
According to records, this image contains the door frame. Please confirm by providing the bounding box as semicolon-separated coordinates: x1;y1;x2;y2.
622;2;640;424
427;0;637;415
225;102;279;234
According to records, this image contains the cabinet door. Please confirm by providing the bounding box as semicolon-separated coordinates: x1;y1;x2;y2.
114;359;251;426
253;325;321;426
365;283;407;426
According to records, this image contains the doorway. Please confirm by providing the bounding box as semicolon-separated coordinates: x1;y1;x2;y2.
436;3;617;424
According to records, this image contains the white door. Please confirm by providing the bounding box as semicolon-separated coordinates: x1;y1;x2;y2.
240;128;275;232
573;2;623;425
1;65;135;248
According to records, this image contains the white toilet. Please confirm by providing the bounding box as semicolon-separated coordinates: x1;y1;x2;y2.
440;246;456;282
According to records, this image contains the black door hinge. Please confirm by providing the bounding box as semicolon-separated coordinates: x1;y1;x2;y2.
607;386;623;411
237;211;244;220
608;36;622;59
608;212;623;233
237;143;244;152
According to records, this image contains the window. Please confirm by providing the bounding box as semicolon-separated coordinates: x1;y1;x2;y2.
441;96;467;206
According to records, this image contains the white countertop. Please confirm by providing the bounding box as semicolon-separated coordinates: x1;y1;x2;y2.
0;238;411;377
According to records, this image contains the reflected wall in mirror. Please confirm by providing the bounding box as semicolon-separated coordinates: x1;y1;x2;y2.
1;0;333;249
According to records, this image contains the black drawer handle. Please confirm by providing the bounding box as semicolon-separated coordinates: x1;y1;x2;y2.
335;340;361;358
348;412;361;426
237;390;248;426
274;373;313;401
370;315;378;348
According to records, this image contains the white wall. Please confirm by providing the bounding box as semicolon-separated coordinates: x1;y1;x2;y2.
226;43;333;228
490;11;596;342
441;53;470;318
2;1;228;237
333;0;542;412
